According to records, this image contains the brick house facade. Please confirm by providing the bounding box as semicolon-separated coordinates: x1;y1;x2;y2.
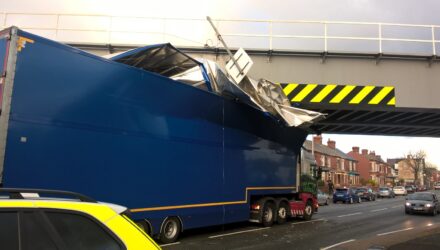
348;148;393;186
304;136;359;187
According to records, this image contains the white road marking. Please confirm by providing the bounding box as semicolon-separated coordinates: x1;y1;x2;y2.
371;208;388;212
208;227;271;239
292;218;326;225
377;227;413;236
337;212;362;218
320;239;356;250
160;242;181;247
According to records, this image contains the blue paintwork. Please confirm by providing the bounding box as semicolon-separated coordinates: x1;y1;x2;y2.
1;28;307;234
0;38;5;72
332;188;361;203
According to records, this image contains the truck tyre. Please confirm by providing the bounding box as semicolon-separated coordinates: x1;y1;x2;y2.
159;217;181;244
136;220;152;236
262;202;275;227
303;201;313;221
276;202;289;224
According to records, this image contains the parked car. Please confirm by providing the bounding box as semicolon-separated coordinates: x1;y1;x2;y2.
405;192;440;216
317;190;330;206
333;188;361;204
0;188;160;249
378;187;395;198
417;185;428;191
434;183;440;190
411;185;418;192
393;186;407;196
405;185;415;194
356;187;376;201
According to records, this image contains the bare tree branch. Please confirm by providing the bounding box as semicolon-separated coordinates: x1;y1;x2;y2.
405;150;426;184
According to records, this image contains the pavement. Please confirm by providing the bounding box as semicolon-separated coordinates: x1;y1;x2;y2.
159;190;440;250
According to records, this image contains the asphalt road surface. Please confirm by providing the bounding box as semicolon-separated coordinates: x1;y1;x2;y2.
160;190;440;250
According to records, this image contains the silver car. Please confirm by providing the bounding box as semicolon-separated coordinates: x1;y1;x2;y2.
378;187;395;198
405;192;440;215
317;190;330;205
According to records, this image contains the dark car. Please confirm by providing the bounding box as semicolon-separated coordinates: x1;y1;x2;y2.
405;192;440;216
356;187;376;201
333;188;361;204
405;185;415;194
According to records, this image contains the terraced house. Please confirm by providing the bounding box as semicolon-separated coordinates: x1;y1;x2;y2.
348;148;394;186
304;136;359;187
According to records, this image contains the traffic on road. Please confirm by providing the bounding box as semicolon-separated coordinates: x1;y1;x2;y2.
161;189;440;250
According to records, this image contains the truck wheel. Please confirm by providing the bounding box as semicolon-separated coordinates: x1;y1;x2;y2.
136;220;152;236
159;217;181;244
276;202;289;224
303;201;313;221
262;202;275;227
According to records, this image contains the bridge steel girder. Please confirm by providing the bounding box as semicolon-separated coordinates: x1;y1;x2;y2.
73;43;440;137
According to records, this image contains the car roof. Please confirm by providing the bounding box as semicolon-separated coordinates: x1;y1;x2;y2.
410;191;434;195
0;188;128;220
0;199;123;222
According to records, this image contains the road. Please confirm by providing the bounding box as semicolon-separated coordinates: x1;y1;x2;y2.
160;191;440;250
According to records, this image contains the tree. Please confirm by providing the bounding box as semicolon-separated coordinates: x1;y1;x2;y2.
360;178;368;186
367;179;378;187
405;150;426;184
399;178;405;185
424;162;438;186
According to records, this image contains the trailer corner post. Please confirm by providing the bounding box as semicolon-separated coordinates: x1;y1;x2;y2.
0;27;19;184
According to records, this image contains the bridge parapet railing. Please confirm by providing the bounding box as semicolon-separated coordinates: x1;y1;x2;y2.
1;12;439;56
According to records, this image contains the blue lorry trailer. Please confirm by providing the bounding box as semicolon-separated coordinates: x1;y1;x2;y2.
0;27;315;243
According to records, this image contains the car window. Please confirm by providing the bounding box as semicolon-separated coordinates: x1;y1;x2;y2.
0;212;19;250
408;193;434;201
21;211;57;250
46;211;122;250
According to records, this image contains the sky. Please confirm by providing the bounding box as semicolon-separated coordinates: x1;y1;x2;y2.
2;0;440;24
2;0;440;165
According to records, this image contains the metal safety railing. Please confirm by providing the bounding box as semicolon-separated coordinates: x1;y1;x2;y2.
1;12;439;55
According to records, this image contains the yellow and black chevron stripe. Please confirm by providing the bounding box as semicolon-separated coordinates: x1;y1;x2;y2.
281;83;395;106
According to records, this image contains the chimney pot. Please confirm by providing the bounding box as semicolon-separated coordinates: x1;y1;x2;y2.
327;139;336;149
352;147;359;153
313;135;322;145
